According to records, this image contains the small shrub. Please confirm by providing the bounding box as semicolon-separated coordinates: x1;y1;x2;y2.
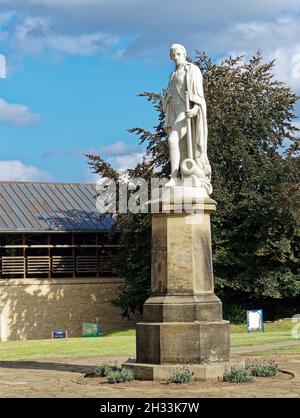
223;366;254;383
94;362;119;377
106;370;123;384
120;367;134;382
223;304;247;324
169;366;193;384
247;360;279;377
106;367;134;384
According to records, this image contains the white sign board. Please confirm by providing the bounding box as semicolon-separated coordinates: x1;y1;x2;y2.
247;309;264;333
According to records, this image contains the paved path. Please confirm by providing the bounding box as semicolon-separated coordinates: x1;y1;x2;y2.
0;342;299;398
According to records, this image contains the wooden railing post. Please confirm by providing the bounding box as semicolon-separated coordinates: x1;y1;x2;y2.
96;233;99;278
22;233;26;279
72;234;76;278
48;233;51;279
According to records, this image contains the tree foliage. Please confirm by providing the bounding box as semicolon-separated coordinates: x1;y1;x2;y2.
87;51;300;318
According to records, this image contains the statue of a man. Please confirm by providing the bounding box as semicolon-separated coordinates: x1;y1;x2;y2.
163;44;212;194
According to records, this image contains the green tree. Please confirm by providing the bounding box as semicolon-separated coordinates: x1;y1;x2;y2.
87;52;300;319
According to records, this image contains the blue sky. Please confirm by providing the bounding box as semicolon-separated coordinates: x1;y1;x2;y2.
0;0;300;182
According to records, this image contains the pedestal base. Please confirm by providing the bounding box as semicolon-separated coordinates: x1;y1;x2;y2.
136;319;230;364
131;198;231;378
123;359;245;382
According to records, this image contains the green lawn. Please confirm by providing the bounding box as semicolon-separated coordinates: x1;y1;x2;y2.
0;320;297;361
244;345;300;356
230;320;295;347
0;327;137;361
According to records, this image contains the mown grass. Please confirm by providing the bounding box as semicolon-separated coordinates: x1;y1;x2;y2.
0;329;135;361
230;319;295;347
243;345;300;356
0;320;297;361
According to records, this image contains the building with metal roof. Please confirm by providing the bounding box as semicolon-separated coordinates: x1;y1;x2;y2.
0;181;119;279
0;181;113;233
0;181;134;341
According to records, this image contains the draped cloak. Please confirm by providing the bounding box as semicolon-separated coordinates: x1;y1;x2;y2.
163;62;211;181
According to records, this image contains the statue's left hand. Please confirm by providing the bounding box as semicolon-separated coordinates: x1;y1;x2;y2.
185;110;195;119
185;105;198;119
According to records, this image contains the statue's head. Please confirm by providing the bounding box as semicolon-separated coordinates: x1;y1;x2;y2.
170;43;187;65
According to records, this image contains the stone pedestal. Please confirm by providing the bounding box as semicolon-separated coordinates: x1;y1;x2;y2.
125;195;231;380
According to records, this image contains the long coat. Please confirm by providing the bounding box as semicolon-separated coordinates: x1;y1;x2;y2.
163;62;211;180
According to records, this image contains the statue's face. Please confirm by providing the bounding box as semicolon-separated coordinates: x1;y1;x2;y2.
170;49;186;66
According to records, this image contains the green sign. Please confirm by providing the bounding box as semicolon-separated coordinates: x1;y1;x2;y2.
82;322;100;337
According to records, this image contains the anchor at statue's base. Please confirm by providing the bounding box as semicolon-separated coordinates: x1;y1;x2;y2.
164;158;212;195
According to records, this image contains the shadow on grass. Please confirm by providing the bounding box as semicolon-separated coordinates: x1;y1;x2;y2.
97;327;135;337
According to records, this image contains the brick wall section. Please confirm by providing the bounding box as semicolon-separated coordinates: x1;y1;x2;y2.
0;277;139;341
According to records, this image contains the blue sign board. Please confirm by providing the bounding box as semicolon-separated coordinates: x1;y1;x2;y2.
52;330;67;339
246;309;264;334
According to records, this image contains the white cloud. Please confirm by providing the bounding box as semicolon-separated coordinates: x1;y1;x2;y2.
42;149;80;158
108;153;144;171
220;16;300;92
0;0;300;63
10;15;118;56
0;11;14;24
1;1;300;93
12;16;49;54
270;47;300;91
47;32;117;55
231;17;300;50
42;141;143;159
0;160;52;181
95;141;145;170
84;151;146;182
292;120;300;130
0;97;41;126
85;171;102;184
98;141;142;156
21;0;103;5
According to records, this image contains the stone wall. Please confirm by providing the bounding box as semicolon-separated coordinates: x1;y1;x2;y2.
0;277;138;341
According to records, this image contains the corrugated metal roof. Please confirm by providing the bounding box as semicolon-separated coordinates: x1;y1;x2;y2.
0;181;114;233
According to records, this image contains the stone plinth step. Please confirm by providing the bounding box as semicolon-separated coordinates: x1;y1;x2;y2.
123;359;245;381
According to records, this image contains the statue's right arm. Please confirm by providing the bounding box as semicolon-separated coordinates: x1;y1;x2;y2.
162;90;170;110
163;79;173;133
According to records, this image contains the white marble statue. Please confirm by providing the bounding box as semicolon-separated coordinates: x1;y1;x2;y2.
163;44;212;195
